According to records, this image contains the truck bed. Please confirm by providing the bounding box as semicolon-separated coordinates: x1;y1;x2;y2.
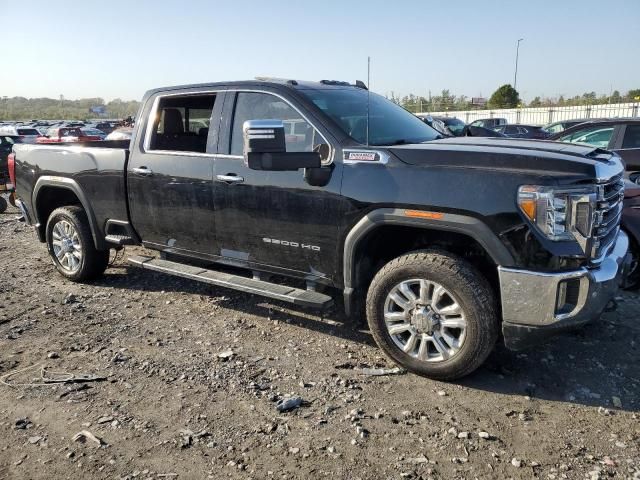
12;140;131;245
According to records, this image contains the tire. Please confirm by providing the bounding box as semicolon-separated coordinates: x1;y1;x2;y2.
0;195;7;213
45;206;110;281
622;236;640;291
366;250;499;380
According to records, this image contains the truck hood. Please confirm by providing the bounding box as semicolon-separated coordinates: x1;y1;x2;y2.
389;137;617;178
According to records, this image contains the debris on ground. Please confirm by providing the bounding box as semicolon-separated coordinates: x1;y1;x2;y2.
276;396;303;412
356;367;405;376
72;430;105;447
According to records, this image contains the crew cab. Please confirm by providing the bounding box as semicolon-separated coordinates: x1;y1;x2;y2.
10;79;630;379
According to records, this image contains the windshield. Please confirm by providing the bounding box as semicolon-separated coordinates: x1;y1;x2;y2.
442;117;466;135
300;88;441;146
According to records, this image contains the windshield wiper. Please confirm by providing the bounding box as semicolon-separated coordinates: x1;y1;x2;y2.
371;139;412;146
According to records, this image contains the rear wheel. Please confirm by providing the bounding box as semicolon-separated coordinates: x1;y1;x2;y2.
366;250;499;380
46;206;109;281
0;195;7;213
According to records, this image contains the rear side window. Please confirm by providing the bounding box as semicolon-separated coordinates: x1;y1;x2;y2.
149;94;217;153
559;126;614;149
17;128;39;135
622;125;640;148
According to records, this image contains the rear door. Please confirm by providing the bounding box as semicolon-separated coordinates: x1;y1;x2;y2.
212;89;345;283
127;90;224;258
612;123;640;170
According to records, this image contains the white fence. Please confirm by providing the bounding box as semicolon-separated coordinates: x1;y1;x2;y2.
420;102;640;125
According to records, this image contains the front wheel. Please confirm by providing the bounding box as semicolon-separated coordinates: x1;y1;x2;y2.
366;250;499;380
46;206;110;281
622;236;640;291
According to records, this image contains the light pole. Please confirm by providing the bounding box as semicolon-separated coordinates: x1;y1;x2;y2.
514;38;524;90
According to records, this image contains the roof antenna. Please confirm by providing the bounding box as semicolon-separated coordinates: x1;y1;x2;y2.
366;56;371;147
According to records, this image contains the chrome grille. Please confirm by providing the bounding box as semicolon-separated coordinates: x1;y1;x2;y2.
591;174;624;261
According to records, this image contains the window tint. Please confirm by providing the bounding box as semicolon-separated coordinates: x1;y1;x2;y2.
622;125;640;148
559;126;614;148
17;128;39;135
149;94;216;153
230;92;320;156
505;125;518;134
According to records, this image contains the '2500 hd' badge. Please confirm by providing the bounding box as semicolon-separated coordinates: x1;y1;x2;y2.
263;238;320;251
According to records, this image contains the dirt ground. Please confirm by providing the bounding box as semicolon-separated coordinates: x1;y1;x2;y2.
0;204;639;480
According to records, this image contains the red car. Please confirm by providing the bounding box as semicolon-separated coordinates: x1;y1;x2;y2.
37;127;102;144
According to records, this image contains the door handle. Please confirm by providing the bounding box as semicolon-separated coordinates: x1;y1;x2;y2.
216;174;244;184
132;166;153;176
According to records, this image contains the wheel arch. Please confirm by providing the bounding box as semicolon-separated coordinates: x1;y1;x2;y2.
342;208;514;316
33;176;106;250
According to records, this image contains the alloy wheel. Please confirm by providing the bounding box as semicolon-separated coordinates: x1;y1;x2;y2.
383;279;467;362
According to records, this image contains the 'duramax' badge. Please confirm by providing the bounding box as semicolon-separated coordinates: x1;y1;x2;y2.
345;151;378;162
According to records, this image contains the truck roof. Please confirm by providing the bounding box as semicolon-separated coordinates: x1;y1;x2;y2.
143;78;367;97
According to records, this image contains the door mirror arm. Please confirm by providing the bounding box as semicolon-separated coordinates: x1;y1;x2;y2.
304;163;334;187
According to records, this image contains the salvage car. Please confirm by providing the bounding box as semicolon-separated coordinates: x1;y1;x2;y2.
0;125;41;144
10;78;629;380
469;118;507;129
549;118;640;170
493;124;550;139
37;127;103;143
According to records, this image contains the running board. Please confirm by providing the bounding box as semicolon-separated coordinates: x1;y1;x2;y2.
128;255;333;309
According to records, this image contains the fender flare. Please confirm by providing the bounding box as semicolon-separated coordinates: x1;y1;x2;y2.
342;208;515;314
32;176;105;249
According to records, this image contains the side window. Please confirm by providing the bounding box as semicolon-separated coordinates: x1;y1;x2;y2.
622;125;640;148
230;92;320;156
505;125;517;134
149;93;217;153
545;123;563;134
518;127;528;135
560;126;614;149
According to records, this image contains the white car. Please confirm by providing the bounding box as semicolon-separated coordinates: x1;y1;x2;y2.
0;125;41;143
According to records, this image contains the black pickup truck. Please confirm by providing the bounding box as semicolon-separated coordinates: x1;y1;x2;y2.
10;79;630;379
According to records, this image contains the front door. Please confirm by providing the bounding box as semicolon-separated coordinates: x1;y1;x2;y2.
213;90;345;284
127;91;222;258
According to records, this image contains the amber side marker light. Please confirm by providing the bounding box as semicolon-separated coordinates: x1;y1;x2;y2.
404;210;444;220
517;185;538;221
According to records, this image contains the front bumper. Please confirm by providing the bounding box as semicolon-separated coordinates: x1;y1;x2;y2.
498;230;629;350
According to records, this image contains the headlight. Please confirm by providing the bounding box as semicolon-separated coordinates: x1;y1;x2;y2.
517;185;596;244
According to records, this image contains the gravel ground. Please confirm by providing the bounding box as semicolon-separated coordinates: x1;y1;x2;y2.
0;204;639;480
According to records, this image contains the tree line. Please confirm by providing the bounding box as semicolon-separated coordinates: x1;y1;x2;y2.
0;96;140;121
388;86;640;113
2;86;639;120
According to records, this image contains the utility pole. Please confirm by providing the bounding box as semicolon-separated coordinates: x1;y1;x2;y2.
514;38;524;90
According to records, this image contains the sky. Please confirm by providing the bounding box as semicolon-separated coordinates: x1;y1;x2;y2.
2;0;639;102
